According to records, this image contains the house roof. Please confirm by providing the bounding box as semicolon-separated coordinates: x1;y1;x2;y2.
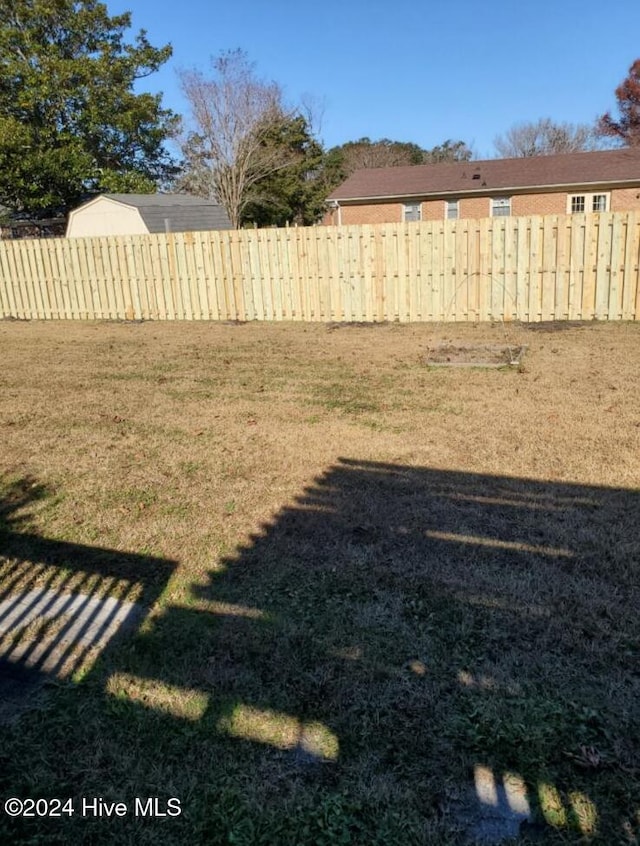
94;193;231;232
327;148;640;203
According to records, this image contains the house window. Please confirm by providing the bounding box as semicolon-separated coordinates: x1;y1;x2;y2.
403;202;421;222
491;197;511;217
445;200;459;220
571;195;586;213
568;193;609;213
592;194;608;212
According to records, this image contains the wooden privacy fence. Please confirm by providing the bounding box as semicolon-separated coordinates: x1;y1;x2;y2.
1;212;639;323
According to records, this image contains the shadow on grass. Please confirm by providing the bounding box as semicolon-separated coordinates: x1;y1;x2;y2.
0;475;176;716
0;462;638;845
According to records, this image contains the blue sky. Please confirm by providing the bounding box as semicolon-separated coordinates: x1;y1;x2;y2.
113;0;640;158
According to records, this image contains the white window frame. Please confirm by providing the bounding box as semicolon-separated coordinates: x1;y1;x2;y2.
445;199;459;220
491;196;511;217
567;192;610;214
403;202;422;222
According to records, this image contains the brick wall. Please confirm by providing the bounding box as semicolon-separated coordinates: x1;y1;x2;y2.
421;200;445;221
512;192;567;216
323;186;640;225
610;187;640;212
459;197;490;219
340;203;403;225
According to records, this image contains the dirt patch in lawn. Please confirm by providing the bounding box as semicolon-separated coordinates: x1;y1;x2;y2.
425;342;527;368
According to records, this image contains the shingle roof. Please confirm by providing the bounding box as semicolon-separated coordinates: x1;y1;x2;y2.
327;148;640;202
101;193;232;232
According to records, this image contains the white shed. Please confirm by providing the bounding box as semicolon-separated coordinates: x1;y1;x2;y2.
66;193;232;237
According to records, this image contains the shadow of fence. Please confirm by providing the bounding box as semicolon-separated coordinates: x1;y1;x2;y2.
0;462;638;843
0;475;176;718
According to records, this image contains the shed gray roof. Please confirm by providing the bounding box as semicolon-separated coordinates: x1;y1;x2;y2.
99;193;232;232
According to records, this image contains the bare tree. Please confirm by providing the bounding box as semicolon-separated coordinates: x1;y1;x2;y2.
329;137;472;179
597;59;640;147
493;118;599;158
178;50;299;228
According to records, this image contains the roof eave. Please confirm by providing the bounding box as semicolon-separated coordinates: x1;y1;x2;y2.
329;177;640;204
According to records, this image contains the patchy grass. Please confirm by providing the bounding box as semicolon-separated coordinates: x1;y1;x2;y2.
0;319;639;845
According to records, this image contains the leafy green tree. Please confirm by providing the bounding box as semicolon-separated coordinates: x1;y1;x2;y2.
0;0;178;217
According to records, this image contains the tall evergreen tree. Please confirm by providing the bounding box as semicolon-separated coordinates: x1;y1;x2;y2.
240;116;327;227
0;0;178;216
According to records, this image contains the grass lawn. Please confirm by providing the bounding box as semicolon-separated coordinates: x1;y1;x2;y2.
0;318;638;845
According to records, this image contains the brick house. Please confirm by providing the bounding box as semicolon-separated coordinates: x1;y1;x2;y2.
324;148;640;225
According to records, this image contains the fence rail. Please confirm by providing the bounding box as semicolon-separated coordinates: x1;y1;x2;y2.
1;213;639;322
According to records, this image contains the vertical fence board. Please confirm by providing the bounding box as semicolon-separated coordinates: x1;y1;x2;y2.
634;213;640;319
529;217;543;321
491;218;505;320
582;216;599;319
371;225;383;321
417;222;430;320
277;230;293;320
198;232;215;319
632;212;640;319
503;217;516;320
76;236;94;319
300;228;316;320
608;213;624;320
478;218;491;321
554;217;569;320
316;227;330;321
15;240;37;318
453;221;468;320
568;218;585;320
468;220;481;321
142;236;160;320
54;240;72;318
186;231;202;319
351;227;364;322
339;228;352;322
209;232;228;320
245;229;263;320
595;214;614;319
289;228;305;320
24;238;46;318
385;224;400;321
396;224;405;321
540;216;557;321
11;242;30;318
621;213;638;320
0;244;12;316
82;238;102;318
95;238;113;319
262;230;278;320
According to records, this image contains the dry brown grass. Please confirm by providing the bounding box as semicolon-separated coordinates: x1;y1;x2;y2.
0;318;639;845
